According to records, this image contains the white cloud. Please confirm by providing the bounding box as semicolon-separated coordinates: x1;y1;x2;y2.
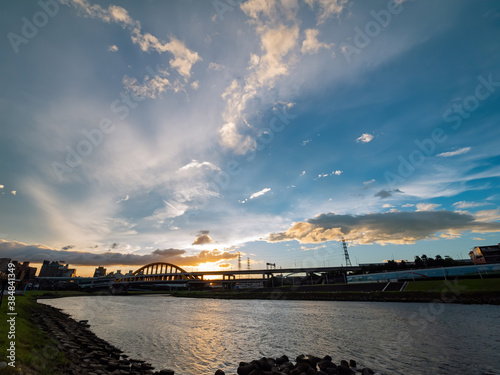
437;147;471;157
0;185;3;189
311;0;349;25
64;0;201;79
356;133;374;143
219;122;256;155
300;244;326;251
302;139;312;146
300;170;306;176
316;170;343;179
122;68;172;99
402;203;415;208
11;191;16;196
363;179;375;186
116;195;129;203
107;44;118;52
218;2;301;153
382;204;394;208
416;203;441;212
178;160;219;172
208;62;225;71
453;201;488;209
301;29;332;54
250;187;271;199
191;80;199;90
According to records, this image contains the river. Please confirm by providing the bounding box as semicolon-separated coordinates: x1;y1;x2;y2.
40;295;500;374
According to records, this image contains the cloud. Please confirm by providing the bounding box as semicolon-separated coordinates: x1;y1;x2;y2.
315;170;343;179
219;121;256;155
61;245;75;250
178;160;220;172
0;239;237;267
402;203;415;208
107;44;118;52
416;203;441;212
192;234;213;245
302;139;312;146
116;195;129;204
122;67;172;99
300;244;326;251
147;200;189;223
268;210;500;245
304;0;349;24
472;237;485;241
382;204;394;208
300;171;306;176
301;29;332;54
437;147;471;157
374;188;402;199
218;1;301;153
208;62;225;71
453;201;488;209
11;191;16;196
356;133;374;143
64;0;201;79
0;185;4;189
250;187;271;199
362;179;375;187
218;263;231;268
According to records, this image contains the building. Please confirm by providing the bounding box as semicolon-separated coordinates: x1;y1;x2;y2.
93;266;107;278
12;261;37;281
0;258;11;274
39;260;76;277
469;243;500;265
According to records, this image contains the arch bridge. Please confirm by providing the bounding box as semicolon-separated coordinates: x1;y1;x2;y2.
114;262;200;284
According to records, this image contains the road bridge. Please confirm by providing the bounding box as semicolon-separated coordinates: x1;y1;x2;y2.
110;262;360;291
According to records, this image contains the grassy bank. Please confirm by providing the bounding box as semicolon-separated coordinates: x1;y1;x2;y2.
171;278;500;303
0;292;67;374
0;290;172;374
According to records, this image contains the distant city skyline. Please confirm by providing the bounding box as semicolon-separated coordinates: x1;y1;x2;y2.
1;0;500;276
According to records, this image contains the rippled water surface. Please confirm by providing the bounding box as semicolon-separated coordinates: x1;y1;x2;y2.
41;296;500;374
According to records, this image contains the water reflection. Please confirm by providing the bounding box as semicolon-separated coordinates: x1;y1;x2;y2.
41;296;500;375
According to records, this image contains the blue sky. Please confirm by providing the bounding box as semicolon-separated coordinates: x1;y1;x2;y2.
1;0;500;276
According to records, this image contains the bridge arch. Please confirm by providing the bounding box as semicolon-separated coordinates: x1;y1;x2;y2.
123;262;198;281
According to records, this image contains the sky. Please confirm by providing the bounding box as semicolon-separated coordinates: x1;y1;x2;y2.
1;0;500;277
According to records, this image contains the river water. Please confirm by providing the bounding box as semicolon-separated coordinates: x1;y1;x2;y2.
41;295;500;374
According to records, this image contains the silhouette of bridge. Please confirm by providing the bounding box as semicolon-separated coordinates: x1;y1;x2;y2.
109;262;360;292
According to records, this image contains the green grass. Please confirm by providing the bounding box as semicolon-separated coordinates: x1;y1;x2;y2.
0;291;68;374
405;278;500;293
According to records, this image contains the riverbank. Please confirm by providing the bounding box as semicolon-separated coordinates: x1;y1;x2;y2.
1;291;176;374
171;278;500;304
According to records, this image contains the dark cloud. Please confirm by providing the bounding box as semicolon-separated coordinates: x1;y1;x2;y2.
192;234;213;245
61;245;75;250
0;240;237;267
374;188;402;199
197;230;210;235
268;210;500;245
110;242;119;249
